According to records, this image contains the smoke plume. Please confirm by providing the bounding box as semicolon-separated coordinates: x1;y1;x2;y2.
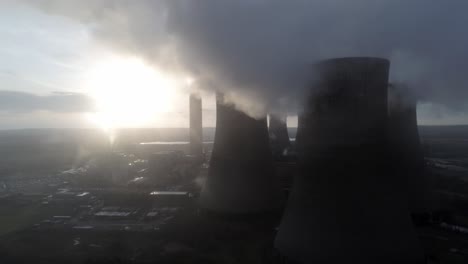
22;0;468;117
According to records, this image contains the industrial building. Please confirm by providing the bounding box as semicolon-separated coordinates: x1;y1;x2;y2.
275;57;424;263
200;93;282;214
388;83;428;220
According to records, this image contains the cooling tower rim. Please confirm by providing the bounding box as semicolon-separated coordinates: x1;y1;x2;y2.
316;56;390;66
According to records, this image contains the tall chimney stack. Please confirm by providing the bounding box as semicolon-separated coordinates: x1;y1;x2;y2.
275;58;423;263
189;94;203;157
388;84;427;217
200;93;281;214
268;114;291;158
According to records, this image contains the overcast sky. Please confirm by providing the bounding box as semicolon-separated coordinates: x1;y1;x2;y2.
0;1;467;129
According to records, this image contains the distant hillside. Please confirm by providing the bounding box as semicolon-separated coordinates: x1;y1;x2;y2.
419;125;468;140
0;125;465;178
0;125;464;146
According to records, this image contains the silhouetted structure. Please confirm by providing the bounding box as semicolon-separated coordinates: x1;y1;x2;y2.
388;83;427;217
268;114;291;158
275;57;424;263
189;94;203;157
200;93;281;214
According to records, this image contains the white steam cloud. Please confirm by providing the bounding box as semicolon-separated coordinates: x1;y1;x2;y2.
21;0;468;117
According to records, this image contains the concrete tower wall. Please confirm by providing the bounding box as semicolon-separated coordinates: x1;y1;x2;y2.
297;57;389;153
200;93;281;214
275;57;424;263
189;94;203;157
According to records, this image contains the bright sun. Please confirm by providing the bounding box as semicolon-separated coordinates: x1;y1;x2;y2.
84;56;181;129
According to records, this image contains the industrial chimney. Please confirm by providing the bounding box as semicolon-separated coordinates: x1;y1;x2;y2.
189;94;203;158
388;83;427;218
275;58;424;263
268;114;291;158
200;93;281;214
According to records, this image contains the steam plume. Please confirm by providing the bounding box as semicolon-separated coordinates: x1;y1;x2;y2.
22;0;468;117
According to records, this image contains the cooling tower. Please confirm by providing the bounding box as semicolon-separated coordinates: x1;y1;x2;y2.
199;93;281;214
189;94;203;157
388;84;427;216
268;114;291;157
275;58;424;263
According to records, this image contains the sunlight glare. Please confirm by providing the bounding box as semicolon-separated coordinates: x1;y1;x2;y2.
85;56;181;130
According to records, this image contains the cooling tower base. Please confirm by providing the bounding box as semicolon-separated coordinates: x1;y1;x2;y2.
198;206;283;222
199;177;283;215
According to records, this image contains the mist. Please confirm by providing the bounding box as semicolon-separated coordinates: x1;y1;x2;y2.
21;0;468;118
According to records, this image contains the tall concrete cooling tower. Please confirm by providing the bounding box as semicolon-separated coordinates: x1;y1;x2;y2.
200;93;281;214
388;84;427;217
189;94;203;157
268;114;291;157
275;57;424;263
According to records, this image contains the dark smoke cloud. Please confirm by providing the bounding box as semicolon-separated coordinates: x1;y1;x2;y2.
0;90;95;113
22;0;468;117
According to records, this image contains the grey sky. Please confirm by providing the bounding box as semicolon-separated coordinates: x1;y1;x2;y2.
0;1;467;129
0;91;95;112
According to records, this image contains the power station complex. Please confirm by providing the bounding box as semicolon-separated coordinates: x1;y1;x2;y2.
188;57;427;263
0;54;448;264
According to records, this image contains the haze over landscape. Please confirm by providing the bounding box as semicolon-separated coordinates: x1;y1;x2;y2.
3;1;468;264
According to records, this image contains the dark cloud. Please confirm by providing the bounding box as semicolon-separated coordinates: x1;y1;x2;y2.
21;0;468;117
0;90;95;113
